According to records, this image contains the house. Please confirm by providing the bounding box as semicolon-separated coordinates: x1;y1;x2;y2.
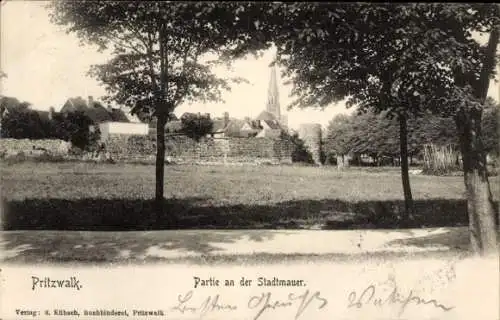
61;96;112;123
0;96;30;118
254;110;282;138
164;110;285;139
60;96;149;141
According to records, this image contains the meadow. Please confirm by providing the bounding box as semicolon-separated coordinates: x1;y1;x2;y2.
2;161;499;230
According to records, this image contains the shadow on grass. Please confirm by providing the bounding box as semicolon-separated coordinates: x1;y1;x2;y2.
2;197;498;231
3;198;498;264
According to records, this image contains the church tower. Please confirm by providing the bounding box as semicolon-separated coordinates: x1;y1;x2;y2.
265;64;281;119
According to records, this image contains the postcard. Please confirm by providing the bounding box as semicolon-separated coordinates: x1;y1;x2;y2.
1;2;499;320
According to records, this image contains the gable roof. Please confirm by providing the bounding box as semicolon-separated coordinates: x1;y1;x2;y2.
212;119;229;133
256;110;277;121
60;97;139;123
85;104;113;123
262;119;281;130
109;108;129;122
61;97;112;123
61;97;88;112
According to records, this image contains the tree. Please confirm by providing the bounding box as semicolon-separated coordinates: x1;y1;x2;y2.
49;2;267;217
280;131;314;164
256;4;498;244
51;111;100;151
180;112;214;141
0;96;30;115
325;114;354;158
1;108;47;139
325;111;417;167
482;98;499;156
444;6;500;255
258;4;460;223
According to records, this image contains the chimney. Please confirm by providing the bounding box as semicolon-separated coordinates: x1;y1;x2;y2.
106;104;113;113
88;95;94;107
48;106;55;120
223;112;229;127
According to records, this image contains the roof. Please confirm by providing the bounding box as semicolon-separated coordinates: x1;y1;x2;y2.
1;96;25;113
86;105;113;123
61;97;88;112
116;106;144;123
262;119;281;130
34;110;50;122
109;108;129;122
60;97;141;123
159;116;281;136
256;110;278;121
212;119;229;133
61;97;112;123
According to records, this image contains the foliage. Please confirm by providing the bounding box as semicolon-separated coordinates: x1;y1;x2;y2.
280;131;314;164
1;108;47;139
0;96;31;114
325;100;499;165
257;5;458;114
422;144;461;175
482;97;499;155
180;112;214;141
48;1;274;202
325;111;458;160
48;1;259;120
252;3;500;220
0;94;101;151
51;111;101;151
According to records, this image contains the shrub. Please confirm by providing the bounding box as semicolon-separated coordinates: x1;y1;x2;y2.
49;111;101;151
180;112;214;141
1;109;47;139
422;144;461;176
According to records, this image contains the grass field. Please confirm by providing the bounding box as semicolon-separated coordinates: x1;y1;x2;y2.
1;162;499;230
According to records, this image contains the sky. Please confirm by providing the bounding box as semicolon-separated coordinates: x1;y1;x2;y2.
1;1;499;130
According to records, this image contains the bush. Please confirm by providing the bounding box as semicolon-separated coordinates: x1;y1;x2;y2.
422;144;461;176
180;113;214;141
50;111;101;151
282;132;314;164
1;109;47;139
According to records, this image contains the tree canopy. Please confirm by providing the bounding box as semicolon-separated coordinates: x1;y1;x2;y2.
48;1;276;204
180;112;214;141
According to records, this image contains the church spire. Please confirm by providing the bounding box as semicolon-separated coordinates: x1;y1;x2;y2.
265;61;281;119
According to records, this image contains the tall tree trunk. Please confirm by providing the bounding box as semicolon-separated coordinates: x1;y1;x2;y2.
456;110;497;255
155;113;167;203
399;112;414;224
154;24;169;220
457;25;499;256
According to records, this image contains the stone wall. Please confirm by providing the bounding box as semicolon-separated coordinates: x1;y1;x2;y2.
105;134;294;164
0;135;295;164
0;138;71;156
